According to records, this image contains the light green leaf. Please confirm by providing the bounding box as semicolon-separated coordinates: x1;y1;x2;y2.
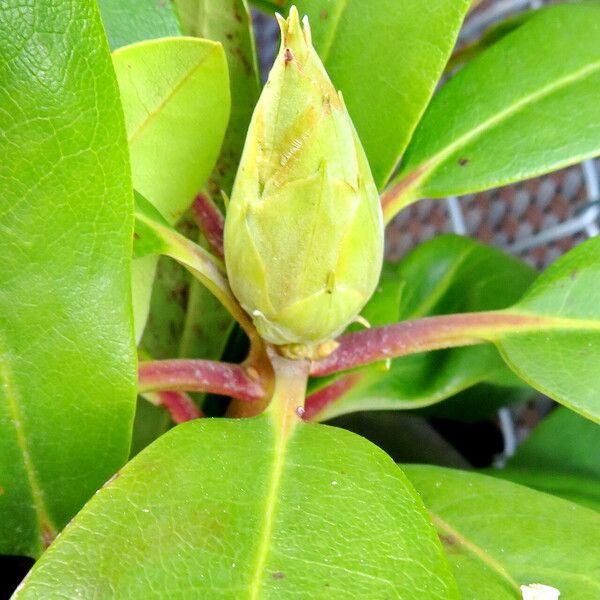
16;418;459;598
175;0;260;197
405;466;600;599
293;0;471;188
494;407;600;511
308;235;535;421
113;37;230;340
497;235;600;423
388;3;600;216
98;0;182;50
114;37;230;224
0;0;136;557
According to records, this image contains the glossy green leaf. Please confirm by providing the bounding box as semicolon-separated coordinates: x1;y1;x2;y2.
293;0;471;188
405;466;600;599
392;3;600;209
495;407;600;511
497;235;600;423
98;0;182;50
113;37;230;340
16;418;459;598
308;235;535;420
0;0;136;557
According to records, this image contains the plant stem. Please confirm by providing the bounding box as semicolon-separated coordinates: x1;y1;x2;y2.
380;164;428;224
141;390;204;423
310;311;550;377
266;350;310;437
192;194;225;260
138;359;265;402
303;372;366;421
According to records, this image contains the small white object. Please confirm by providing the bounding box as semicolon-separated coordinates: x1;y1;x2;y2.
520;583;560;600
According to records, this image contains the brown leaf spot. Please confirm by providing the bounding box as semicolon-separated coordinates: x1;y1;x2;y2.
41;523;55;549
320;9;329;19
0;486;4;495
458;158;469;166
272;571;286;580
439;533;460;554
284;48;294;65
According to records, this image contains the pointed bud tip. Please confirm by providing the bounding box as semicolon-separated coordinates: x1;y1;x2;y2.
276;5;312;54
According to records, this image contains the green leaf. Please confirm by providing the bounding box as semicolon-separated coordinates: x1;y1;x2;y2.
405;465;600;599
113;37;230;340
293;0;471;188
16;418;459;598
497;235;600;423
308;235;535;420
175;0;260;196
494;407;600;511
114;37;230;224
392;3;600;209
98;0;182;50
0;0;136;557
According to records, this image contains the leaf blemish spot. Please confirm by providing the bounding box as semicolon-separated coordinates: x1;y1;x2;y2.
272;571;286;580
284;48;294;65
458;158;469;166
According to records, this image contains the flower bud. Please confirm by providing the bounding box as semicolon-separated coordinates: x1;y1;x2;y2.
224;6;383;349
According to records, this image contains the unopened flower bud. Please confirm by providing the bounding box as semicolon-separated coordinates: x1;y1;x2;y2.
224;6;383;348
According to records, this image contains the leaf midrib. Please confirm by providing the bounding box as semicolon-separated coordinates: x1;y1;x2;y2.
119;42;219;145
247;422;289;598
0;340;56;552
429;511;521;594
406;58;600;189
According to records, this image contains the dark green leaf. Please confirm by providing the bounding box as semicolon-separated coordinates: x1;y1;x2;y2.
494;408;600;511
98;0;182;50
405;465;600;599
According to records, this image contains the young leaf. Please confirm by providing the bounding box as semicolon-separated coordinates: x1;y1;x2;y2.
114;38;230;224
175;0;260;197
16;418;459;598
495;407;600;511
385;3;600;219
293;0;471;188
113;37;230;339
98;0;182;50
307;236;535;421
0;0;136;557
405;466;600;599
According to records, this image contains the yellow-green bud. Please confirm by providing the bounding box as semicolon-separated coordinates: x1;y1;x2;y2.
224;6;384;348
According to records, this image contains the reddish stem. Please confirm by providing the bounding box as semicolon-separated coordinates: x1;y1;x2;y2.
138;359;265;402
192;194;225;260
303;372;365;421
145;390;204;423
310;312;545;377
